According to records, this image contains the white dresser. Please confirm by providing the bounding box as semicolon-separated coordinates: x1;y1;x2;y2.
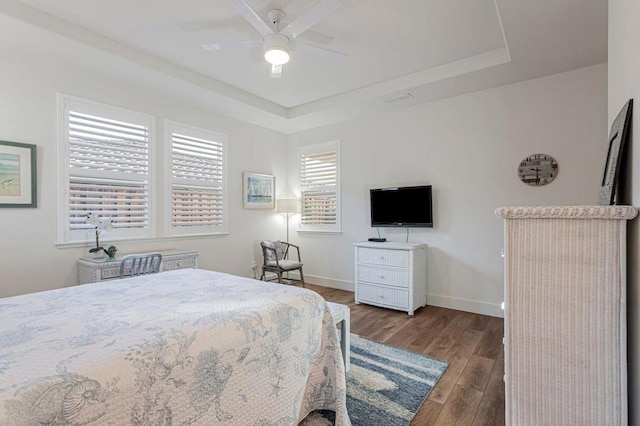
353;242;427;315
497;206;637;426
77;249;198;284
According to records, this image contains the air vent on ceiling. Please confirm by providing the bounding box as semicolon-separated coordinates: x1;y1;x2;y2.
381;93;414;104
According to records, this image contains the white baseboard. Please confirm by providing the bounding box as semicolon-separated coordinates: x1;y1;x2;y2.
426;293;504;318
305;274;355;292
304;276;503;318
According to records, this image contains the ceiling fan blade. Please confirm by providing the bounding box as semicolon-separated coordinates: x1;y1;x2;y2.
176;17;246;32
280;0;340;39
228;0;273;36
202;40;262;51
298;30;334;45
295;41;346;62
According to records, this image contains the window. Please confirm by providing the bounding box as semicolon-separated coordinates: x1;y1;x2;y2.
166;121;227;236
298;140;341;233
58;95;155;244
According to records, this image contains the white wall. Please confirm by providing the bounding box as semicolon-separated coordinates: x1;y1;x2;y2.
288;64;608;317
0;15;610;321
0;19;288;298
609;1;640;424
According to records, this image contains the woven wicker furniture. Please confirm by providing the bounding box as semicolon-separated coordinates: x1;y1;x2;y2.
497;205;637;426
353;242;427;315
77;249;198;284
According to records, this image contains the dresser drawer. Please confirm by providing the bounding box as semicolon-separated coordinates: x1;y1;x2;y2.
357;283;409;309
163;256;196;271
357;247;409;268
357;264;409;288
100;266;122;281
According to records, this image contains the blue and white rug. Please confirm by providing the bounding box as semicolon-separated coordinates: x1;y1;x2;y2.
303;334;448;426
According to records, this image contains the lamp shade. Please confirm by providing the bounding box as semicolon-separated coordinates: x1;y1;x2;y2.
277;198;299;214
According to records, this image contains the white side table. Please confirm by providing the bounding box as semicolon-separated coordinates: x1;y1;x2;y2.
327;302;350;372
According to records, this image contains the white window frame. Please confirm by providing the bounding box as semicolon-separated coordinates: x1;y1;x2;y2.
297;140;341;234
164;120;228;237
57;94;156;244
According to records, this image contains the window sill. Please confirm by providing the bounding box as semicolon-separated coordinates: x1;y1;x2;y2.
56;232;229;248
296;229;342;235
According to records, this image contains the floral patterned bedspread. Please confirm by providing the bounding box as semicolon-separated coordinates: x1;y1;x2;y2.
0;269;349;425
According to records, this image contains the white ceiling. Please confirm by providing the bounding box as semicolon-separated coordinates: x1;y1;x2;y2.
1;0;607;133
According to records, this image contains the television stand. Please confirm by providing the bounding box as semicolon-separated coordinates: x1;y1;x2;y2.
353;241;427;315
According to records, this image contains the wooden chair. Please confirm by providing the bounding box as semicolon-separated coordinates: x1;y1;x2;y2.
260;240;305;287
119;253;163;278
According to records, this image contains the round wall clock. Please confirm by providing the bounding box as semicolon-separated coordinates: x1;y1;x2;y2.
518;153;558;186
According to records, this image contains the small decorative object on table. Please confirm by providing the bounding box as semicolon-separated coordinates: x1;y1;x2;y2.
85;212;117;259
104;245;118;259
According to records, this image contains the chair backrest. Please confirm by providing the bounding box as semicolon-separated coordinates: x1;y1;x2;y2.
260;240;284;263
119;253;163;278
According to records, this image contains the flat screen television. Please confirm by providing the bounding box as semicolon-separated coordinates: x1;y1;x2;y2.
370;185;433;227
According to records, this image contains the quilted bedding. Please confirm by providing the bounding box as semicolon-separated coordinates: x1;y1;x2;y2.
0;269;349;425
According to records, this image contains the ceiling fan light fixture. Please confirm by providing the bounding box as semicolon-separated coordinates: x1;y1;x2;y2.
264;33;290;65
270;64;283;78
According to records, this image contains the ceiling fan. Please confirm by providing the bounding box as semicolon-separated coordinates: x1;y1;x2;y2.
202;0;346;78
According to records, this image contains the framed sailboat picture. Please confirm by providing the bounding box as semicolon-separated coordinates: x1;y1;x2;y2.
0;140;37;208
243;172;275;209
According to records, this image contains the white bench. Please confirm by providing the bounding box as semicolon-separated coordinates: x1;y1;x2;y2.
327;302;350;372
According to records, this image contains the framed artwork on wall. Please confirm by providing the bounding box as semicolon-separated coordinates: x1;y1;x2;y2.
0;140;37;208
597;99;633;205
243;172;275;209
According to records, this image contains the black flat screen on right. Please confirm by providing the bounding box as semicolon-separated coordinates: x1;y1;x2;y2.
370;185;433;227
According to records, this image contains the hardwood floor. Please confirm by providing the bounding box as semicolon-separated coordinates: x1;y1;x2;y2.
307;284;505;426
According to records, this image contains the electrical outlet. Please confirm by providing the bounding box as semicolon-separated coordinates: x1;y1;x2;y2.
250;261;257;279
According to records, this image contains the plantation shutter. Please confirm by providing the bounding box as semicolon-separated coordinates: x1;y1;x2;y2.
168;122;227;235
299;141;341;232
61;97;154;243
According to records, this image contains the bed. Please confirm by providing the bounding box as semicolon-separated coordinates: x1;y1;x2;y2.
0;269;349;425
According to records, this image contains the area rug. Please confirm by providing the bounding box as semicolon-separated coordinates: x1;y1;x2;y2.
302;334;448;426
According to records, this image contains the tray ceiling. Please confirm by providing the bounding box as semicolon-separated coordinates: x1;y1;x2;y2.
1;0;607;133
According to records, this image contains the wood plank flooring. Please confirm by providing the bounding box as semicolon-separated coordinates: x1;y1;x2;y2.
306;284;505;426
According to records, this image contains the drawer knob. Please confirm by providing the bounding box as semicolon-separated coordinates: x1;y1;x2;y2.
178;261;183;266
379;256;385;260
378;274;385;279
378;294;384;299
